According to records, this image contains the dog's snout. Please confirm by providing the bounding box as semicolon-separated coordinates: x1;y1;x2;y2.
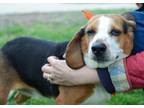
91;43;106;55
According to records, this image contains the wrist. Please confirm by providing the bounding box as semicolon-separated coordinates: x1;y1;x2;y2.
72;66;99;85
69;71;80;86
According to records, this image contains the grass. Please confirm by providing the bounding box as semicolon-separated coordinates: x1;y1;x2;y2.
1;8;144;105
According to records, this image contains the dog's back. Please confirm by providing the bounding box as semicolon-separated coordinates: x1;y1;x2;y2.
1;37;68;97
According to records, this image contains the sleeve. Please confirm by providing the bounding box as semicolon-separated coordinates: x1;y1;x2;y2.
124;51;144;90
108;51;144;92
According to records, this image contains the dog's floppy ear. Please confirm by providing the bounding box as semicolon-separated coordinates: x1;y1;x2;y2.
121;12;136;32
65;26;86;69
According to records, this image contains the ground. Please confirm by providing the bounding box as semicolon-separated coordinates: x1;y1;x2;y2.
1;8;144;105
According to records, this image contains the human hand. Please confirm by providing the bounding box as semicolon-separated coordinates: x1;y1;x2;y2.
42;56;78;86
42;56;99;86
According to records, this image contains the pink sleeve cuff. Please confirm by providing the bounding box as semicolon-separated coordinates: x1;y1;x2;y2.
125;51;144;89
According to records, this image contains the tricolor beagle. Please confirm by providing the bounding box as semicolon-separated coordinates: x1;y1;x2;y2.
0;13;135;104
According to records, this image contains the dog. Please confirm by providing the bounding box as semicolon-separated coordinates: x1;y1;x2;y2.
0;13;135;104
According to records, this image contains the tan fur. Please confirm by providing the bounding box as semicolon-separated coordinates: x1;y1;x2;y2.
110;15;135;55
117;33;134;55
56;85;95;104
66;28;85;69
0;52;34;104
81;35;90;54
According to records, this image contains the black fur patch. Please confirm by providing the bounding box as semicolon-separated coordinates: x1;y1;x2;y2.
2;37;68;97
123;23;128;34
77;28;85;37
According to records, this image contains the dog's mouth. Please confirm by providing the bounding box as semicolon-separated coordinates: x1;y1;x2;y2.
93;54;109;62
84;54;115;68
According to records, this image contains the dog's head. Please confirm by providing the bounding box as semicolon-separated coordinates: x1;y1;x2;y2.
66;14;135;69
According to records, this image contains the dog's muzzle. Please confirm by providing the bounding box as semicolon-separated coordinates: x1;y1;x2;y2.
91;42;108;61
91;42;107;55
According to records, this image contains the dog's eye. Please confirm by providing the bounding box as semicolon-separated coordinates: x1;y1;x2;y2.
110;29;121;36
86;30;96;36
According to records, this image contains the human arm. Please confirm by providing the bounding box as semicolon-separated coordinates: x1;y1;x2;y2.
42;56;100;86
41;51;144;91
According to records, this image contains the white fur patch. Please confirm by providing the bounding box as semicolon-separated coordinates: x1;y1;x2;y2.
84;54;114;68
81;85;111;105
84;54;98;68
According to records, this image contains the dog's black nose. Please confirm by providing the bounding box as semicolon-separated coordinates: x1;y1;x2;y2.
91;43;106;55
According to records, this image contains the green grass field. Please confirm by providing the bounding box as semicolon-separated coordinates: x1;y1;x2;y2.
1;8;144;105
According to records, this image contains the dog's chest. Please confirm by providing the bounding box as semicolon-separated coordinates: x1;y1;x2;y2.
81;84;111;104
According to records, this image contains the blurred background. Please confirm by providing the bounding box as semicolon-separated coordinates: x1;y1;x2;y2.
0;4;136;14
1;3;144;105
0;4;137;45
